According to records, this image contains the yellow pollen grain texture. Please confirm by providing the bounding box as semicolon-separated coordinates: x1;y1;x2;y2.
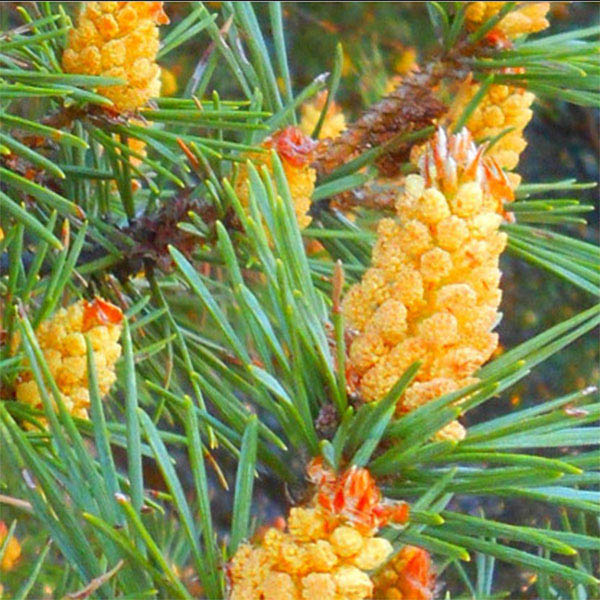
0;521;21;572
227;458;408;600
465;2;550;39
15;298;123;425
234;127;317;230
300;91;347;140
343;128;514;440
446;3;550;178
227;506;393;600
446;78;537;174
371;545;436;600
62;2;169;111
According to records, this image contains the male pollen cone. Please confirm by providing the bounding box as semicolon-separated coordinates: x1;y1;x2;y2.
235;126;317;230
62;2;169;111
343;128;513;441
227;458;421;600
445;2;550;186
15;298;123;426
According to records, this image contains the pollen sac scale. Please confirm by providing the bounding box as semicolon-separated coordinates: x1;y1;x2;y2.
227;458;426;600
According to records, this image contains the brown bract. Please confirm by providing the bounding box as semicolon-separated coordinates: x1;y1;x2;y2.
122;195;216;273
314;74;445;178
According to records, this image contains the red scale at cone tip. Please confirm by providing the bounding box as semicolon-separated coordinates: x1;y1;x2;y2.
307;457;409;534
83;297;124;332
267;126;318;168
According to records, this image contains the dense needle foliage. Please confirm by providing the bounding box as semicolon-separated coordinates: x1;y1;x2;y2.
0;2;598;599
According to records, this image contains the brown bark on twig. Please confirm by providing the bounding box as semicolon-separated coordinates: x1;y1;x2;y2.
313;71;446;178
